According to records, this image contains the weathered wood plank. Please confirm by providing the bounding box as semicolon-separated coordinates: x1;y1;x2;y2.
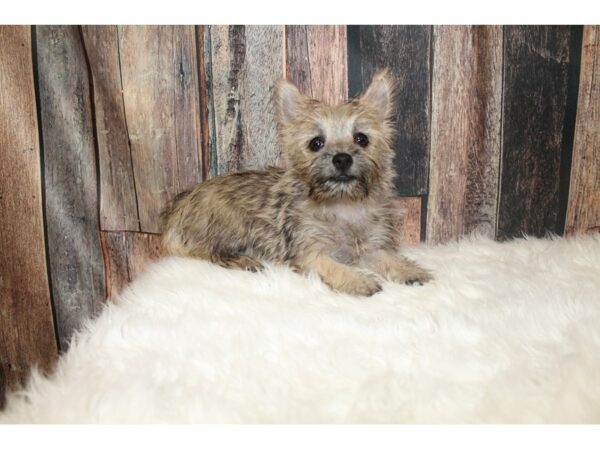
196;25;211;180
101;231;162;299
208;25;285;174
119;25;202;233
0;26;57;398
497;26;581;240
286;25;347;105
566;25;600;235
174;26;203;190
427;26;503;244
392;197;422;246
348;25;431;196
36;26;106;350
80;25;140;231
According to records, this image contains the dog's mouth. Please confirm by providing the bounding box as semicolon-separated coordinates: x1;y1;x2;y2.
329;174;357;183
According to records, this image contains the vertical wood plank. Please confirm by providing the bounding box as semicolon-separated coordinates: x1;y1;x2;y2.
427;26;503;244
80;25;140;231
286;25;348;104
208;25;285;174
0;26;57;397
566;25;600;235
348;25;431;197
36;26;106;349
119;25;202;233
497;26;580;240
100;232;162;299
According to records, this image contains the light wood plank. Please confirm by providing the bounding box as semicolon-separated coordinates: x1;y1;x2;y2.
392;197;422;246
80;25;140;231
208;25;285;174
0;26;57;399
286;25;347;104
566;25;600;235
119;25;202;233
101;231;162;299
427;26;503;244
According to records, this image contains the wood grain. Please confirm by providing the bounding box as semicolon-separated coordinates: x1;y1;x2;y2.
348;25;432;196
80;25;140;231
119;25;202;233
392;197;422;246
0;26;57;397
36;26;106;350
427;26;503;244
286;25;347;104
207;25;285;174
196;25;212;180
497;26;578;240
566;25;600;235
101;231;162;299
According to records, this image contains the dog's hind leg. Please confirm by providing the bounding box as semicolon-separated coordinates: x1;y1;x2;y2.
210;254;264;272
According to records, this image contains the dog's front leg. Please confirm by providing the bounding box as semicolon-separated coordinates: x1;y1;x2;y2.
298;252;382;296
360;250;432;286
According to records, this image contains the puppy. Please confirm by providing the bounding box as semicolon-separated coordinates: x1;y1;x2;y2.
160;69;432;296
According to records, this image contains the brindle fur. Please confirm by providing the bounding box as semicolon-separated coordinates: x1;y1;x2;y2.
160;69;432;296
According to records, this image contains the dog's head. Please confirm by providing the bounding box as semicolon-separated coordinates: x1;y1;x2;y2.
275;69;397;202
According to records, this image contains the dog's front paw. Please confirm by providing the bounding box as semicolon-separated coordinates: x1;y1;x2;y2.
385;262;432;286
401;266;433;286
338;272;382;297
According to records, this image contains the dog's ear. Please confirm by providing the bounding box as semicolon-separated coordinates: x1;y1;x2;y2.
276;78;307;126
359;69;397;121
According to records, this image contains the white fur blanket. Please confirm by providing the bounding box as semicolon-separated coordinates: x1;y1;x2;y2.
2;235;600;423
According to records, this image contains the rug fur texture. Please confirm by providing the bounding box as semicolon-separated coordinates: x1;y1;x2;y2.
2;235;600;423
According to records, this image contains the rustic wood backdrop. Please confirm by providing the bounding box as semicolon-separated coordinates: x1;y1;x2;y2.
1;25;599;403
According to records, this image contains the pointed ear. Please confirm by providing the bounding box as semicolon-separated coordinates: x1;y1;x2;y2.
359;69;397;121
275;78;305;126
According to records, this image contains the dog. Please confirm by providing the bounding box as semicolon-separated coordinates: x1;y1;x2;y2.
160;69;432;296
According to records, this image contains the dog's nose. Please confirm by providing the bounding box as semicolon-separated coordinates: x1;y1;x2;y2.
332;153;353;172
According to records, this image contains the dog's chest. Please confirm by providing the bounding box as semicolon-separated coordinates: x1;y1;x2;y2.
306;203;386;264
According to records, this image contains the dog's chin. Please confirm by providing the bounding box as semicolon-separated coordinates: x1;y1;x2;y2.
309;175;369;202
330;174;357;183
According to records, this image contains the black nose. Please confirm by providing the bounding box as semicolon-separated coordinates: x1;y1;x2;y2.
332;153;353;172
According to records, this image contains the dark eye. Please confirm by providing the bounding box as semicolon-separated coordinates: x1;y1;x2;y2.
308;136;325;152
354;133;369;147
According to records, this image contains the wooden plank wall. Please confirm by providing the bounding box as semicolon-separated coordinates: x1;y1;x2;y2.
427;26;503;243
497;26;580;240
0;26;58;403
566;25;600;234
1;25;598;404
36;26;106;350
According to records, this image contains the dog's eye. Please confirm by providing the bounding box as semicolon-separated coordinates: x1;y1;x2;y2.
354;133;369;148
308;136;325;152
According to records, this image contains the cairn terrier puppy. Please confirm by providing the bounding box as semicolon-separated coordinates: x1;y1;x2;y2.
160;69;432;296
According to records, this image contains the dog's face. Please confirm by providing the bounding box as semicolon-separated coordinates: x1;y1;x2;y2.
276;70;397;202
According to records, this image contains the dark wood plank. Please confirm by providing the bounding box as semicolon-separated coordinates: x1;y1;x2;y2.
118;25;202;233
207;25;284;174
286;25;347;104
80;25;140;231
36;26;106;350
0;26;58;398
100;231;162;299
347;25;431;196
427;26;503;244
566;25;600;235
497;26;580;240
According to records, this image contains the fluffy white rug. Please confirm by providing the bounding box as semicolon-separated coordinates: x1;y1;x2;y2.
2;235;600;423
